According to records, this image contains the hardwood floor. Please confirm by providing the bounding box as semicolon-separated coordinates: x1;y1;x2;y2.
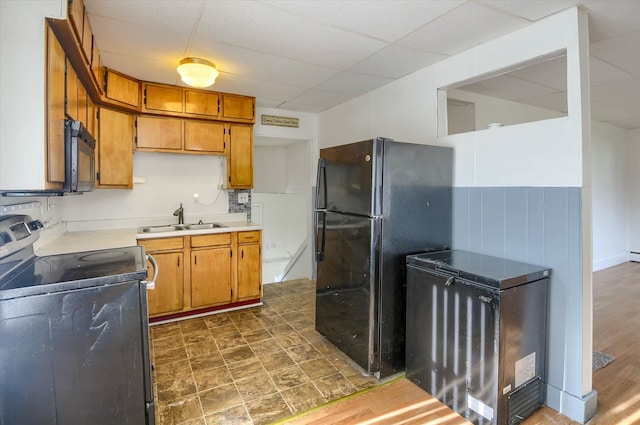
284;261;640;425
280;378;471;425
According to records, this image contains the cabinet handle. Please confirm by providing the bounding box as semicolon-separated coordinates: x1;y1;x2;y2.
241;249;244;259
177;257;180;267
194;255;197;265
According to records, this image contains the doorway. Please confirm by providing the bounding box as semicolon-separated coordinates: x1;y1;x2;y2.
252;137;313;284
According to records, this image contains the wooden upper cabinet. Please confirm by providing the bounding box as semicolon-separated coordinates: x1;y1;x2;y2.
103;68;140;109
136;116;182;151
142;83;221;119
227;123;253;189
136;116;226;154
91;36;102;94
142;83;183;114
222;94;255;123
66;59;79;121
46;25;66;187
68;0;84;43
86;96;98;138
77;76;88;124
81;11;93;65
184;121;225;153
98;108;133;188
185;90;219;118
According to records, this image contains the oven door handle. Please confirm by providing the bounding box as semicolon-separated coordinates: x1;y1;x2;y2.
143;253;158;290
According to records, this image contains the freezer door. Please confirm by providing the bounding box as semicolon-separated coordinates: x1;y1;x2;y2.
315;212;381;374
319;139;383;217
405;266;499;424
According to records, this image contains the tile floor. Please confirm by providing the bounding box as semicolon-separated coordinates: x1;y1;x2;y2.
149;278;381;425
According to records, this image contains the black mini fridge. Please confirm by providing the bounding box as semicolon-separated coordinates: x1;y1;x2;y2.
405;250;550;425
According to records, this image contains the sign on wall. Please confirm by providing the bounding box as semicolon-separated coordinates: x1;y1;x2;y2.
261;114;300;128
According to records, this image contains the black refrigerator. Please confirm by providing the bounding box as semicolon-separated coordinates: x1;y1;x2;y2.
314;137;453;378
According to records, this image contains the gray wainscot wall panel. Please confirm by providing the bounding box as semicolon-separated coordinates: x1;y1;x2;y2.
480;187;506;257
505;187;528;260
526;187;546;266
451;186;585;414
452;187;470;249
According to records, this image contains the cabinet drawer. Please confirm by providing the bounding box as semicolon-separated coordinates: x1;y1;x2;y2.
139;237;184;252
191;233;231;248
238;231;260;243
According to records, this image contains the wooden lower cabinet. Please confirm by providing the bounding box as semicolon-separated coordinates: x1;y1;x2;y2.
147;251;185;316
191;234;232;308
237;231;262;301
139;229;261;320
139;237;185;318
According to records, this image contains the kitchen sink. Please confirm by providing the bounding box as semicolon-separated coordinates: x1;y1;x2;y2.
184;223;226;230
139;225;183;233
138;223;226;233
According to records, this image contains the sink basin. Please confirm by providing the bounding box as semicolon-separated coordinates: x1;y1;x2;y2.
184;223;226;230
138;222;226;233
139;225;184;233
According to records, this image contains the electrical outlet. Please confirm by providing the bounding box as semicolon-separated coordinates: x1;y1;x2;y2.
238;193;249;204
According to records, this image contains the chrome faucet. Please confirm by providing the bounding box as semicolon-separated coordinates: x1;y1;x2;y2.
173;203;184;224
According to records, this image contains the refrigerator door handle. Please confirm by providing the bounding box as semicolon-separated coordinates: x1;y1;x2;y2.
316;158;327;209
316;211;326;261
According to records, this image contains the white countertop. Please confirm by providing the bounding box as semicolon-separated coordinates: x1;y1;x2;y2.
35;221;262;256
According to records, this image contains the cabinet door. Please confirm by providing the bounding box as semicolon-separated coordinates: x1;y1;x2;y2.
136;116;182;150
184;121;225;153
98;108;133;188
91;36;103;94
86;96;98;139
68;0;84;42
146;251;184;316
237;242;261;300
81;10;93;64
66;59;79;120
222;94;255;122
77;76;88;125
104;68;140;108
191;247;232;308
143;83;183;114
227;124;253;188
46;26;66;185
185;90;219;118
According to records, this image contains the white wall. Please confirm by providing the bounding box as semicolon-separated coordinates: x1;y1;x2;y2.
592;122;630;270
0;0;65;190
254;146;288;193
628;129;640;259
63;152;229;228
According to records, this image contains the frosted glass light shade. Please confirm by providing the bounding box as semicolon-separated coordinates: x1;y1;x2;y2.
177;58;219;88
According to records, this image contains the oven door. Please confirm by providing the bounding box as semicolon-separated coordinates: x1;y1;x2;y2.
1;280;150;425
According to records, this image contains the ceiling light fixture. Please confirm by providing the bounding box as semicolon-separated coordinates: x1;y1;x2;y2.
177;57;219;88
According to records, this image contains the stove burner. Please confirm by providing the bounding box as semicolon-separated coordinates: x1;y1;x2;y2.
78;251;129;262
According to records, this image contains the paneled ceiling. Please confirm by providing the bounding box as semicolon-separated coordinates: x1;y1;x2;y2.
84;0;640;129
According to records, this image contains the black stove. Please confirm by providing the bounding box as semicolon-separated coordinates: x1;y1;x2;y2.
0;214;147;300
0;214;155;425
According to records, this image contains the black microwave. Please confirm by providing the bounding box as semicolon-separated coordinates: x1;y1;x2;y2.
64;119;95;193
